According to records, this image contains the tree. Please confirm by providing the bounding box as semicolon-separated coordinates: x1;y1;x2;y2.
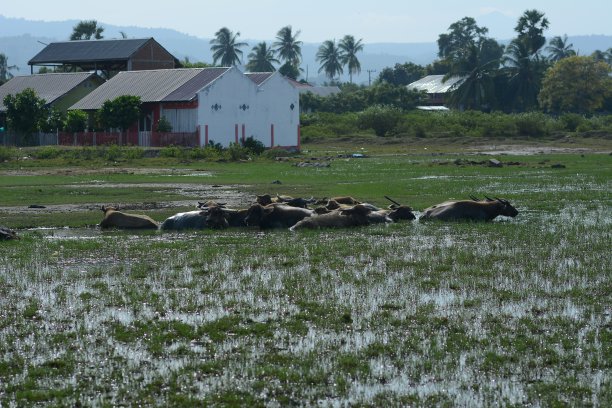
0;53;18;84
273;26;302;67
278;62;300;80
317;40;343;81
538;56;612;114
3;88;47;144
338;35;364;83
246;42;279;72
514;9;549;56
180;57;213;68
377;62;426;86
97;95;141;145
65;110;89;132
210;27;247;67
502;38;548;111
546;35;576;62
70;20;104;40
437;17;488;61
446;38;505;111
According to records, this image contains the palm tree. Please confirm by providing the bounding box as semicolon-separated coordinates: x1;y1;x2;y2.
317;40;343;81
246;42;279;72
514;9;549;56
502;38;548;111
0;53;18;84
70;20;104;40
339;35;364;83
446;38;504;111
273;26;303;67
546;35;576;62
210;27;248;67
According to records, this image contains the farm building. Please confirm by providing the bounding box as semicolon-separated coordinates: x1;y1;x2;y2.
69;67;300;148
28;38;180;76
407;74;465;107
0;72;104;118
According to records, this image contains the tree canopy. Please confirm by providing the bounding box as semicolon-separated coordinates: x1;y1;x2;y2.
3;88;48;143
97;95;141;140
70;20;104;41
538;56;612;114
339;35;364;83
316;40;344;80
246;42;279;72
0;53;18;85
210;27;247;67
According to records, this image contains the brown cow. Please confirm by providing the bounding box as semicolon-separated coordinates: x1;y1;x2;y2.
99;206;159;229
244;203;313;229
420;197;519;221
289;204;372;231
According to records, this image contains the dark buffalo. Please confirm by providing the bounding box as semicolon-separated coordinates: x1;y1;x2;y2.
99;206;159;229
420;197;519;221
1;226;19;240
289;204;372;231
244;203;313;229
368;205;416;223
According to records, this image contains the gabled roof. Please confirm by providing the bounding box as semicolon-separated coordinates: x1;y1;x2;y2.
407;75;465;94
0;72;100;111
70;68;231;110
29;38;159;64
245;72;274;85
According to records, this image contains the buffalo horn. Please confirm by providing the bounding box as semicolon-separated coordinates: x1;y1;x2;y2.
384;196;402;207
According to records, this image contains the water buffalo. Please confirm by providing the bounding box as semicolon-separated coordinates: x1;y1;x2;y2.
160;210;208;230
368;205;417;223
289;204;372;231
0;226;19;240
244;203;313;229
99;206;159;229
420;197;519;221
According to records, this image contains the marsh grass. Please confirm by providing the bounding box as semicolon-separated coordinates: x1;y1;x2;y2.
0;151;610;406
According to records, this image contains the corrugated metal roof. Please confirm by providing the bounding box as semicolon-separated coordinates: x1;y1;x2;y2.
0;72;99;111
164;67;230;101
29;38;153;64
71;68;230;110
245;72;274;85
407;75;465;93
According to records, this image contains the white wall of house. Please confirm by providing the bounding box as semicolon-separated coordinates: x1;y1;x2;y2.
197;67;258;147
196;68;300;148
251;72;300;148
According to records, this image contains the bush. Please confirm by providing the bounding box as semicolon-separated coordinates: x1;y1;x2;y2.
155;116;172;133
0;146;16;161
65;110;88;133
159;145;184;158
358;105;403;137
560;113;585;132
32;146;63;159
241;136;266;155
104;144;122;161
225;143;250;161
514;112;550;137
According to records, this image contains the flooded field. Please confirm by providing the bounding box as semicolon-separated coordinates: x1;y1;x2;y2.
0;153;610;406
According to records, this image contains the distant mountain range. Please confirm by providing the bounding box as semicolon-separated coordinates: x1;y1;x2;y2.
1;14;611;85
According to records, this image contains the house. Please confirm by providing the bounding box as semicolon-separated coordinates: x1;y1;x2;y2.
407;75;465;107
245;72;300;148
69;67;301;149
28;38;180;75
0;72;104;113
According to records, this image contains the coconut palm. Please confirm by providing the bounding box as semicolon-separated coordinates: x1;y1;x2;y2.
0;53;18;84
502;38;548;111
273;26;303;67
339;35;364;83
546;35;576;62
210;27;248;67
317;40;343;80
246;42;279;72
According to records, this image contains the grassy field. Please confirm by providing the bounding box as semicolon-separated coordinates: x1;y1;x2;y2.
0;140;610;406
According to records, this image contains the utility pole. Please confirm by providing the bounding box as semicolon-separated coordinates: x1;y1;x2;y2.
367;69;377;86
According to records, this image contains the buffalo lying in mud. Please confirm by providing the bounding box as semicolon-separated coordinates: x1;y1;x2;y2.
160;210;208;230
420;196;519;221
99;206;159;229
1;226;19;240
290;204;373;231
245;203;313;229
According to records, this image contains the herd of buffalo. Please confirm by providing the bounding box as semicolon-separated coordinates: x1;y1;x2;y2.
98;194;519;232
0;195;519;240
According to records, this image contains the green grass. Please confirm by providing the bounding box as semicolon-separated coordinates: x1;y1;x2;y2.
0;143;610;406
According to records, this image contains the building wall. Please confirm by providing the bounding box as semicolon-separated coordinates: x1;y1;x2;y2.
129;40;176;71
252;73;300;148
197;68;259;147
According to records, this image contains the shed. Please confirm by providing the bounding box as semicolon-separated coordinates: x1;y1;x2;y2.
0;72;104;112
28;38;180;75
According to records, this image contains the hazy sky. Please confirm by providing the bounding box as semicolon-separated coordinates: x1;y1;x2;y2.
3;0;611;42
